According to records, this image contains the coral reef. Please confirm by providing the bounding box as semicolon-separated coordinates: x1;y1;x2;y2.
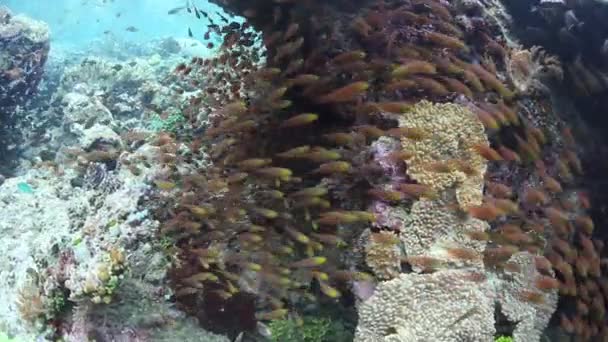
13;53;191;176
501;0;608;148
1;0;607;340
0;152;227;340
0;6;49;109
138;0;589;340
0;22;226;340
158;0;607;340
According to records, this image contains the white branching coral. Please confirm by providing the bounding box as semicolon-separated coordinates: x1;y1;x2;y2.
354;269;495;341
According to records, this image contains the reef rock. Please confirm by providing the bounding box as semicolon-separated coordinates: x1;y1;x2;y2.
0;6;49;172
0;6;49;110
0;142;226;341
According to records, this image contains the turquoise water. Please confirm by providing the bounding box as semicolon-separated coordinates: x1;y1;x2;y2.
1;0;228;50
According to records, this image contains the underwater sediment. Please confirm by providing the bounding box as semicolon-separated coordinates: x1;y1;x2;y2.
0;0;607;341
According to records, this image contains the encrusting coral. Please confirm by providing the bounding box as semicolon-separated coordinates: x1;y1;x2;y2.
398;100;488;209
354;269;495;341
496;252;559;342
401;193;490;270
364;230;402;280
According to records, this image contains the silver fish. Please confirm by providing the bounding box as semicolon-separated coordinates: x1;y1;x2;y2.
168;6;186;15
564;10;579;30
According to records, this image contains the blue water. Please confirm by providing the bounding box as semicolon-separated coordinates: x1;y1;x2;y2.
1;0;229;51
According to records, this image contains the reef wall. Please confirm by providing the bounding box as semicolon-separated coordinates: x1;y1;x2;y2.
500;0;608;244
149;0;607;340
140;0;607;340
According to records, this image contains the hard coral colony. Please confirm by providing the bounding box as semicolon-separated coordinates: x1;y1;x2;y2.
155;0;608;340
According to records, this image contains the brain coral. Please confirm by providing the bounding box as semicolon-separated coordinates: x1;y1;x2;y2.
399;100;488;209
354;269;495;342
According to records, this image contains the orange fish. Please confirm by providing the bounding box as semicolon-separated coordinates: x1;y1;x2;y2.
472;144;502;161
467;203;504;221
497;146;521;163
237;158;272;170
385;127;429;140
391;60;437;78
317;81;369;103
313;161;352;174
395;183;435;198
280;113;319;128
486;181;513;198
518;289;545;304
356;125;385;138
332;50;366;64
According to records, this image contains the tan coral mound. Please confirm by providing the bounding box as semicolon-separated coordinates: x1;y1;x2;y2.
497;252;559;342
354;269;495;342
364;230;402;280
399;100;488;209
400;192;489;269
